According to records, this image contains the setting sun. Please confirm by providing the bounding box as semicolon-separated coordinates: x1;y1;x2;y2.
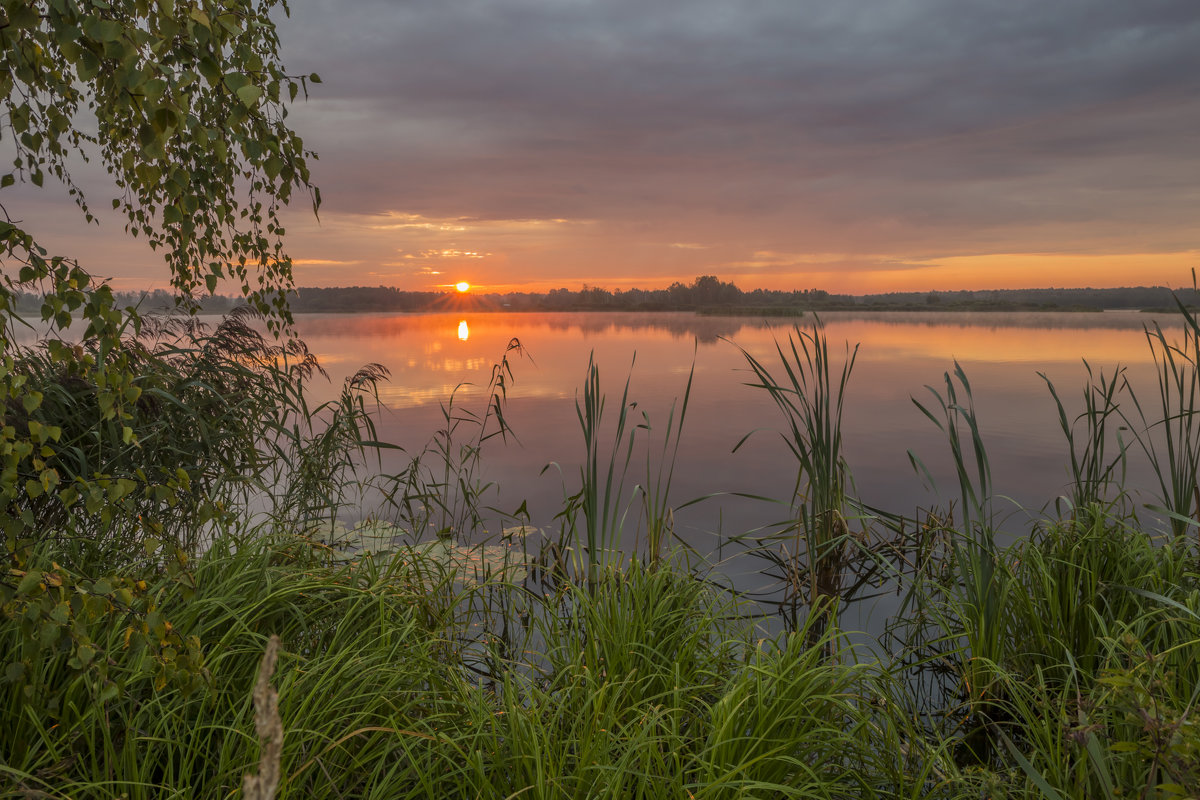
455;281;470;293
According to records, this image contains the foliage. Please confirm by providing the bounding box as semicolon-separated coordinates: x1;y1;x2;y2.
277;281;1200;314
0;0;318;309
1123;304;1200;538
1;303;1200;796
0;1;323;716
394;336;525;544
1041;361;1129;518
731;322;875;641
3;20;1200;783
1;0;320;551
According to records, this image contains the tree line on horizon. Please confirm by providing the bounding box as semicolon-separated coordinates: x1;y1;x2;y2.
10;276;1200;316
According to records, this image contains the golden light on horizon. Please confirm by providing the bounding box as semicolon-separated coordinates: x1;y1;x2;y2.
455;281;471;293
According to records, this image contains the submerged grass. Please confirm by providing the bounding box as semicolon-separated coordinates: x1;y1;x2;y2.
3;302;1200;797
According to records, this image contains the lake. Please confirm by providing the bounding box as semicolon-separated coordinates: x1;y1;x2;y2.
289;309;1184;558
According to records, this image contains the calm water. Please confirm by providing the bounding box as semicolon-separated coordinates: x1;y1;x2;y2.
16;307;1186;632
290;309;1183;553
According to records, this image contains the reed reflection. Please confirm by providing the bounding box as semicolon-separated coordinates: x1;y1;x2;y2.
281;309;1180;601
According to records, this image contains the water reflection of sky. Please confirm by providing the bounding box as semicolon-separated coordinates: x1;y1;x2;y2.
12;309;1180;542
288;310;1183;544
11;308;1190;635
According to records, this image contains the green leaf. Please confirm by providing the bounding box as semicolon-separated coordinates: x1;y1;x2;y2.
189;7;211;29
76;644;96;667
3;661;26;683
84;18;125;43
235;85;263;107
16;570;42;595
39;621;61;647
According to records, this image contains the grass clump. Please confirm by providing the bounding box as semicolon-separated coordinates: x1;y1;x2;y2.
3;301;1200;798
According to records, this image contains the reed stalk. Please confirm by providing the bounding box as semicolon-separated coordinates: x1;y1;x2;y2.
565;353;638;590
733;321;860;644
636;351;695;569
909;364;1008;758
1041;361;1128;519
1122;298;1200;540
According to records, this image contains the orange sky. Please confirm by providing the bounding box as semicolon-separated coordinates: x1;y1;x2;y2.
7;1;1198;296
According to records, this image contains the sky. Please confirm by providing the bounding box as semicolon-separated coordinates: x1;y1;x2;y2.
12;0;1200;294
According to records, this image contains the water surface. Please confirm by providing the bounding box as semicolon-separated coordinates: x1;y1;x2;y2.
291;309;1182;551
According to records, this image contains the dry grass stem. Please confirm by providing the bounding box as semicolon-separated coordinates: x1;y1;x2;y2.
243;634;283;800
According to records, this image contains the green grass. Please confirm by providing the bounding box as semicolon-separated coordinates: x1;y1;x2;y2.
3;303;1200;798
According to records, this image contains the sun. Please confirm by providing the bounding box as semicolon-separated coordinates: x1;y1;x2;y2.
455;281;471;293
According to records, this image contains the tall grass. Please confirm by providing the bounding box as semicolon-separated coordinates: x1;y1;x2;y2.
5;299;1200;797
557;353;696;586
1123;303;1200;539
1041;361;1128;519
732;322;867;641
635;348;695;569
905;363;1008;747
383;336;526;545
570;354;639;589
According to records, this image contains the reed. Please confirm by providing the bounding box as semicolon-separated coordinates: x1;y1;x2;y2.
556;353;640;590
907;363;1009;744
732;321;864;642
5;299;1200;798
636;350;695;569
1123;302;1200;539
382;336;526;546
1041;361;1128;519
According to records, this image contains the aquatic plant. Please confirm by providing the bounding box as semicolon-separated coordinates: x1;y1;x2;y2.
4;298;1200;798
731;322;875;643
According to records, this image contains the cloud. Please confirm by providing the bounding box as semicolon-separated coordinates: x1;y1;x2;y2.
273;0;1198;279
723;251;937;276
12;0;1196;291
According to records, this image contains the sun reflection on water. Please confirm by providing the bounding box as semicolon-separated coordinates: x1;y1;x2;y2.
457;319;469;341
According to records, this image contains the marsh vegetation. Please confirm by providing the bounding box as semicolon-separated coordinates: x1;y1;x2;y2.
2;296;1199;799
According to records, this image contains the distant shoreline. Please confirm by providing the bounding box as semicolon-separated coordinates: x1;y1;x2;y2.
12;278;1198;317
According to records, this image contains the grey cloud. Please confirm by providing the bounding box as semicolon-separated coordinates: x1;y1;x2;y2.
274;0;1200;277
15;0;1194;290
